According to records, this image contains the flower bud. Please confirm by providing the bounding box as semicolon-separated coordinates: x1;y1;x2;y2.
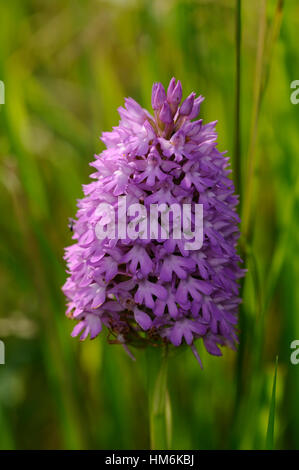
189;96;204;120
179;92;196;116
167;78;182;109
159;101;173;124
151;82;167;110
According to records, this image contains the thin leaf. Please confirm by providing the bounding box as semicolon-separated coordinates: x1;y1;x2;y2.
266;356;278;450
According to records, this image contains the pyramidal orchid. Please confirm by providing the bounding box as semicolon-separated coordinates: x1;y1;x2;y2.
62;78;244;368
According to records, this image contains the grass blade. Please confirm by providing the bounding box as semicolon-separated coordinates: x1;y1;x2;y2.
266;356;278;450
241;0;267;238
234;0;242;195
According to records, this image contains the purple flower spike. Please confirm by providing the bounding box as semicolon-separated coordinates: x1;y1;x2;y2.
62;78;245;367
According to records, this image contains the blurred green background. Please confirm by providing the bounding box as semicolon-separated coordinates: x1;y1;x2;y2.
0;0;299;450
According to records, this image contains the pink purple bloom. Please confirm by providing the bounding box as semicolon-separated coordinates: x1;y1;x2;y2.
62;78;244;365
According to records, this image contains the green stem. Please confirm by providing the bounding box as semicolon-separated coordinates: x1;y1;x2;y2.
242;0;284;243
242;0;267;242
147;345;170;450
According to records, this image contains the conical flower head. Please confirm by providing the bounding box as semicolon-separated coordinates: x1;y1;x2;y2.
62;78;244;364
